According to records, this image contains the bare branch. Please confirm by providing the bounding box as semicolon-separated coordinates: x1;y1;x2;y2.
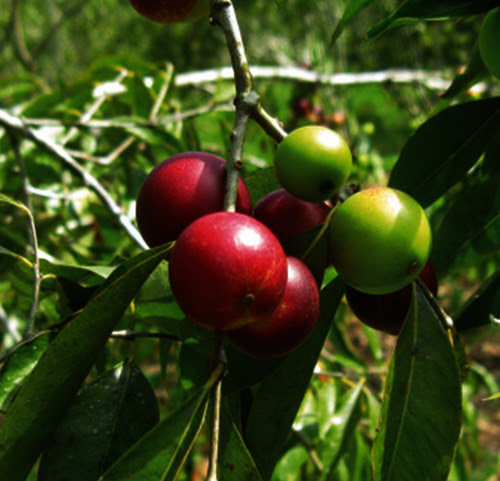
174;65;454;92
0;108;147;249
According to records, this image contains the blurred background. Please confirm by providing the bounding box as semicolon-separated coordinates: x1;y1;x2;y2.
1;1;499;480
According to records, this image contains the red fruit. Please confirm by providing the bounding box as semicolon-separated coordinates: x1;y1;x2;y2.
345;261;438;335
227;257;320;358
254;188;331;285
136;152;251;247
128;0;209;24
253;188;330;242
168;212;288;331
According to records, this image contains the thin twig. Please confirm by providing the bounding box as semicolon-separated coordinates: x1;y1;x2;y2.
110;330;182;342
0;108;147;249
206;333;226;481
7;130;40;338
61;68;129;145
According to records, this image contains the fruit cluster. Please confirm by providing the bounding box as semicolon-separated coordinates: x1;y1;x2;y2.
136;125;434;357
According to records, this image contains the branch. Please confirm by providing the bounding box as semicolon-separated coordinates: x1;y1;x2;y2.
174;66;454;92
0;108;147;249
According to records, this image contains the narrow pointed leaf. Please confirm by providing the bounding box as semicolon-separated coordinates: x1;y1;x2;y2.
244;277;344;480
219;402;264;481
0;244;170;481
453;270;500;330
0;332;55;412
389;97;500;207
100;388;209;481
368;0;500;39
38;361;159;481
442;45;488;99
431;177;500;276
372;284;462;481
319;380;365;481
331;0;375;44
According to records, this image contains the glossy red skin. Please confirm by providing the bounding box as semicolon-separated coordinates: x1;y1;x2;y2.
128;0;209;23
253;188;330;242
168;212;288;331
136;152;251;247
345;261;438;335
227;257;320;358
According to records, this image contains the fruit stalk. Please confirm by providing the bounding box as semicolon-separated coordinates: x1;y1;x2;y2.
207;3;251;477
210;0;253;212
206;333;226;481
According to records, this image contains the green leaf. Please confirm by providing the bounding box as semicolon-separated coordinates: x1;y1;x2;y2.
442;44;488;99
99;387;209;481
244;167;281;205
0;246;33;268
125;125;184;152
368;0;500;39
223;343;281;393
389;97;500;207
0;244;170;481
453;270;500;330
125;73;154;119
38;360;159;481
0;332;55;413
330;0;375;44
219;402;264;481
431;177;500;276
244;277;344;480
179;336;214;391
319;380;365;481
39;259;112;286
372;284;462;481
0;193;30;214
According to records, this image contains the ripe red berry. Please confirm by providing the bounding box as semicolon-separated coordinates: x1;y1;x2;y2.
253;188;330;242
227;257;320;358
345;261;438;335
128;0;209;24
136;152;251;247
168;212;288;331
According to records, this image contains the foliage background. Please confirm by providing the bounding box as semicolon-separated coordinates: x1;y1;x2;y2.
0;1;499;480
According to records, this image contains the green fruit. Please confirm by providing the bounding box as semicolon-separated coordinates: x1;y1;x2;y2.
329;187;432;295
273;126;352;202
479;7;500;80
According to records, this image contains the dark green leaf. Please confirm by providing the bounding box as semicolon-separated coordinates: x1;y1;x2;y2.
372;284;462;481
453;270;500;330
219;402;264;481
100;387;209;481
0;244;170;481
431;177;500;276
223;343;281;393
389;97;500;207
244;277;344;480
179;336;214;391
368;0;500;39
0;332;55;413
38;361;159;481
442;44;488;99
